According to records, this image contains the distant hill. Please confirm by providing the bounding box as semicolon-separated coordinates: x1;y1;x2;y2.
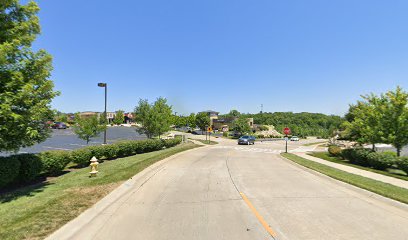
244;112;344;138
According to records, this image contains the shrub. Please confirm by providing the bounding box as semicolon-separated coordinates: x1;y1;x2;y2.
142;139;164;152
39;151;72;176
367;152;395;170
341;148;354;160
71;147;94;166
115;141;135;157
0;156;21;189
328;145;342;157
380;151;397;157
351;148;372;166
102;144;119;159
396;157;408;174
164;138;181;148
257;134;264;139
87;145;105;159
223;132;228;137
14;154;42;183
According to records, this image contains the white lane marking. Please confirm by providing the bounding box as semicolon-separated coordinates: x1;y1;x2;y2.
213;146;283;154
69;143;87;147
42;146;72;151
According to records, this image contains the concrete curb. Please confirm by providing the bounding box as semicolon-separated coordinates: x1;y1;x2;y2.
46;143;208;240
278;154;408;213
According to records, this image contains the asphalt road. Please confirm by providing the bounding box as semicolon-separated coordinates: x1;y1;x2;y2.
14;126;146;154
49;138;408;240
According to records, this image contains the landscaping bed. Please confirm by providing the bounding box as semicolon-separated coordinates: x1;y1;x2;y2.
0;142;200;240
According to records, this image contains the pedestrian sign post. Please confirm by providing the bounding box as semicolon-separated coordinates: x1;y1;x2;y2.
283;127;291;153
207;127;212;143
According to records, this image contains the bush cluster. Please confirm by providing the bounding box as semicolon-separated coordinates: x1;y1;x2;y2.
328;145;342;157
336;148;404;171
0;138;182;189
396;157;408;174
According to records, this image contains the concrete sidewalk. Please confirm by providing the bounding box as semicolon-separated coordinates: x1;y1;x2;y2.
294;152;408;189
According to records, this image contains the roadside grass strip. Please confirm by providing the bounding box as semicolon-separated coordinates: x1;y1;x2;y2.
0;143;200;240
281;153;408;205
302;141;327;146
189;139;219;145
309;152;408;181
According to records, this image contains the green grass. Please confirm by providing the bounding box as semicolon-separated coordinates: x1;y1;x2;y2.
0;143;200;240
190;139;219;145
309;152;408;181
281;153;408;204
302;141;327;146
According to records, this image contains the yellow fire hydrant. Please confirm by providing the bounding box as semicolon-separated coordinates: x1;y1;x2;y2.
89;156;99;177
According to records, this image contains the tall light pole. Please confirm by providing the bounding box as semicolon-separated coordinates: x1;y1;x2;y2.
98;83;107;144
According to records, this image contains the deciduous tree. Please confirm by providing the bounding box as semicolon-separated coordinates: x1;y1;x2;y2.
73;114;106;144
113;110;125;125
0;0;58;152
381;87;408;156
134;97;172;138
195;112;210;131
232;116;251;136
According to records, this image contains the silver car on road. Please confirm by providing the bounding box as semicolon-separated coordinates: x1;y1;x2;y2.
238;135;255;145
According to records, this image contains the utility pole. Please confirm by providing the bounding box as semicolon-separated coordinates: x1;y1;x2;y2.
261;104;263;114
98;83;107;144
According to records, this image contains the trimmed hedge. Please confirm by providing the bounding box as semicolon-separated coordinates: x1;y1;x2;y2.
0;156;21;189
71;148;94;167
0;138;183;189
39;151;72;176
14;154;43;183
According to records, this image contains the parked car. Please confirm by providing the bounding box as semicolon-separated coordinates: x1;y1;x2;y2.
290;136;299;141
238;135;255;145
51;122;67;129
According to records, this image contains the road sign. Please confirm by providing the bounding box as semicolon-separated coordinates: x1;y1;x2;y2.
283;127;291;135
207;127;212;132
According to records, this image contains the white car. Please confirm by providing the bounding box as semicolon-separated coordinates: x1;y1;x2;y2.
290;136;299;141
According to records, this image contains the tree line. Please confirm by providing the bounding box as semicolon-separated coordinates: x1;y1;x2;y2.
341;86;407;156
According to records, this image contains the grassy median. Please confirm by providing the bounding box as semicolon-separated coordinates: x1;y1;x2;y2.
190;139;219;145
0;143;200;240
281;153;408;204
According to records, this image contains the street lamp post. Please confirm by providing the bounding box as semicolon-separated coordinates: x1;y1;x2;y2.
98;83;107;144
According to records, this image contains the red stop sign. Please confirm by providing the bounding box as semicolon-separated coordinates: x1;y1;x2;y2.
283;127;291;135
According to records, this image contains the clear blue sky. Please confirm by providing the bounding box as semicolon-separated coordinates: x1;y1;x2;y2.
31;0;408;116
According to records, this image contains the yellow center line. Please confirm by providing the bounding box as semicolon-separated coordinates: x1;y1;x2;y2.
240;192;277;238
